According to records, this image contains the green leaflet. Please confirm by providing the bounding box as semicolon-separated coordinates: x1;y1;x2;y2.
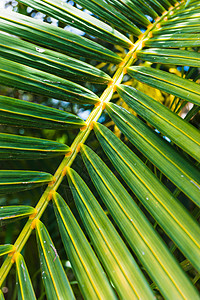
159;15;200;26
0;96;85;129
15;253;36;300
106;102;200;206
169;11;200;21
105;0;150;27
154;22;200;34
137;48;200;67
53;192;117;300
0;245;14;256
185;0;200;8
0;206;35;221
128;66;200;106
117;84;200;162
0;133;70;160
67;168;154;300
0;290;5;300
35;220;75;300
0;10;121;64
74;0;141;34
94;123;200;273
145;33;200;48
0;33;111;84
0;171;53;194
80;144;199;300
127;0;158;19
0;57;99;105
154;0;172;10
145;0;165;14
18;0;133;47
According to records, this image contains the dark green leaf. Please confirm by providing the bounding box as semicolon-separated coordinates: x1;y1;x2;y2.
53;192;117;300
0;96;85;129
106;102;200;206
0;206;35;221
15;253;36;300
0;133;70;160
0;57;99;104
117;84;200;162
106;0;150;27
35;220;75;300
67;168;154;300
137;48;200;67
0;171;53;194
80;144;199;300
74;0;141;34
18;0;133;47
0;10;121;64
0;33;111;84
94;123;200;272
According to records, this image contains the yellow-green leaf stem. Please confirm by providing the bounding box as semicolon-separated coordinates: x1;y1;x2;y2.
0;3;185;287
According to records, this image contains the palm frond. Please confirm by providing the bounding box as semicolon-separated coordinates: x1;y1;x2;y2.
0;0;199;299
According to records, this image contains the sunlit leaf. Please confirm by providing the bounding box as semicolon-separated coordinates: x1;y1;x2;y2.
80;144;199;300
106;102;200;206
0;96;85;129
0;57;99;104
0;133;70;160
67;168;154;300
53;192;117;300
137;48;200;67
35;220;75;300
18;0;134;46
0;171;53;194
0;245;14;257
0;206;35;221
94;123;200;272
128;66;200;106
0;33;111;84
117;84;200;162
15;253;36;300
0;290;5;300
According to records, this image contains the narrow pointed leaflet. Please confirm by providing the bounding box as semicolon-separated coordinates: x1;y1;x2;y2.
106;102;200;206
94;123;200;273
67;168;154;300
80;144;199;300
0;96;85;129
53;192;117;300
35;220;75;300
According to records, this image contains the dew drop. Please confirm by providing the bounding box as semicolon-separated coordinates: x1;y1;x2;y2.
35;47;45;53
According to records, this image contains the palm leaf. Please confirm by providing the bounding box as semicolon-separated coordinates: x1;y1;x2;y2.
15;253;37;300
53;192;117;300
35;220;75;300
0;0;199;299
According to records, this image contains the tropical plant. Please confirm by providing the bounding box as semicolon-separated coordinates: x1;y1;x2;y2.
0;0;200;299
